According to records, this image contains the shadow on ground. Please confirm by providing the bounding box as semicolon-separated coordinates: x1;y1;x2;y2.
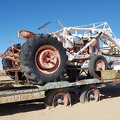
0;99;45;116
99;84;120;100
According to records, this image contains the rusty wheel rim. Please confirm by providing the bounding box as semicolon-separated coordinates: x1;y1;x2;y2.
52;92;69;107
35;45;60;74
86;89;99;102
96;59;105;71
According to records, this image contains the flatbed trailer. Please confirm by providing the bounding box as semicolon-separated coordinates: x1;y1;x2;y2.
0;70;119;107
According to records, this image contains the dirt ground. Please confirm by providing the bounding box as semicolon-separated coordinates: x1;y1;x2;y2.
0;84;120;120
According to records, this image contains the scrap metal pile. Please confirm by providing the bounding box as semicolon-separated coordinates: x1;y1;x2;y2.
0;20;120;85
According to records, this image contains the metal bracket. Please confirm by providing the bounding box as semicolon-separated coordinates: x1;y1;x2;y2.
15;71;19;85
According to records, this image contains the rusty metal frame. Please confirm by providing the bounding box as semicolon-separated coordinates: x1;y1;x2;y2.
0;44;22;72
0;70;118;104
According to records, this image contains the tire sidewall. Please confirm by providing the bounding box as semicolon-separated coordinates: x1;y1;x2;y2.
88;55;108;77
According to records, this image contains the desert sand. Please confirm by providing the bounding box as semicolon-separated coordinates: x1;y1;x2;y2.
0;84;120;120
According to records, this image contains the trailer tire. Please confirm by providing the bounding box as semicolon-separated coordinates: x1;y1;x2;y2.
19;34;67;85
2;44;25;80
88;55;108;77
79;86;100;103
44;89;71;107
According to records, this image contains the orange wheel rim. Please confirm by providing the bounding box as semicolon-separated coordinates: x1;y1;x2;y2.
86;89;99;102
52;92;69;107
35;45;60;74
96;59;105;70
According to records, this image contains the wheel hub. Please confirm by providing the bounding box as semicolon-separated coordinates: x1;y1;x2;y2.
87;89;99;102
35;45;60;74
39;49;57;69
96;59;105;70
52;92;69;107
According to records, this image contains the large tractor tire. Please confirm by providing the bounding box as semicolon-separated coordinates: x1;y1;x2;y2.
88;55;108;77
2;44;26;80
19;34;68;85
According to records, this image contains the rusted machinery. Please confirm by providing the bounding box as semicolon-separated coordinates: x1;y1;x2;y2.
1;21;120;85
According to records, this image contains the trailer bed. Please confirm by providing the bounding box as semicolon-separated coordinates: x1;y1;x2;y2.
0;70;119;105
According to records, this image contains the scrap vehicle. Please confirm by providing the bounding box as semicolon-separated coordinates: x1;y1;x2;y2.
1;20;120;85
0;21;120;107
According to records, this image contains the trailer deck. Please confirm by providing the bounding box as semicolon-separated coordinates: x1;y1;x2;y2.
0;70;119;106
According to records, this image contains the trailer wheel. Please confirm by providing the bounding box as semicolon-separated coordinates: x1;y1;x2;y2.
79;86;100;103
88;55;108;77
19;34;67;85
2;44;25;80
44;89;71;107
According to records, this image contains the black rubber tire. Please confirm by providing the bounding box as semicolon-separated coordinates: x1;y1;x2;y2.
88;55;108;77
2;44;25;80
19;34;67;85
79;85;100;104
44;89;71;107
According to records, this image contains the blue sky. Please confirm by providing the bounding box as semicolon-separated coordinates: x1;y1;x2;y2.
0;0;120;70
